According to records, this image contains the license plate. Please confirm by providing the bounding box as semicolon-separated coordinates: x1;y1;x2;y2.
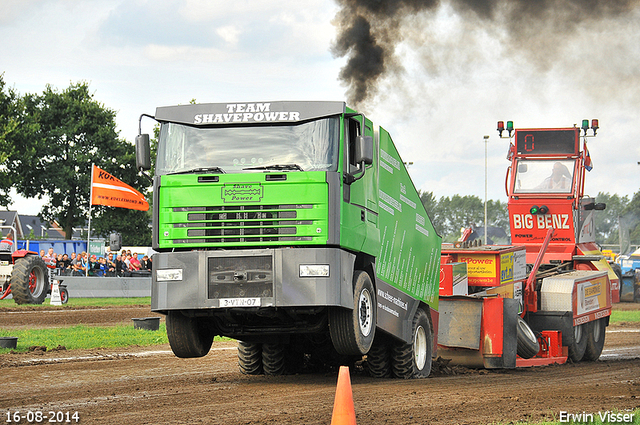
219;297;261;307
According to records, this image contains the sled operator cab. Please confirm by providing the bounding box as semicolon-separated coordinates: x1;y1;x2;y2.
500;119;620;302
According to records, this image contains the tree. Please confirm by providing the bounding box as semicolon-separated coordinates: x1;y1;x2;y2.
419;192;510;243
5;82;150;242
592;192;629;245
0;73;20;207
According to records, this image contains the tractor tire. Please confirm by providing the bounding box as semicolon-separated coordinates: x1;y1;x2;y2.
60;286;69;304
329;270;376;356
366;337;391;378
10;255;49;305
166;311;215;358
583;318;606;361
391;307;433;379
568;323;588;362
238;341;263;375
516;316;540;359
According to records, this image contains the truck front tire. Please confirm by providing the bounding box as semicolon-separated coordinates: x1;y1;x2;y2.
329;270;376;356
166;311;215;358
11;255;49;305
391;307;432;379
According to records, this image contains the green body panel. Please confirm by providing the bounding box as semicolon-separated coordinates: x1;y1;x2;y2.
375;128;441;309
157;171;330;248
339;116;380;257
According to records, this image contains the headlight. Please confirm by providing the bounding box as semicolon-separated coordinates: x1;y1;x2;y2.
156;269;183;281
299;264;330;277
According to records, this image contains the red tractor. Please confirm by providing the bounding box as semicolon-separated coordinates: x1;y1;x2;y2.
0;228;67;304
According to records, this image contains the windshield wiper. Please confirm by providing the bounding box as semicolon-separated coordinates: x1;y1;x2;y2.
169;166;226;175
243;164;304;172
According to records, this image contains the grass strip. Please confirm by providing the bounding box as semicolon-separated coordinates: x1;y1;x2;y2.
0;297;151;308
610;310;640;323
0;323;168;353
0;324;232;354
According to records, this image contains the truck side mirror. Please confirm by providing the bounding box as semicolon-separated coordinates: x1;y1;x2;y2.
356;135;373;165
135;134;151;171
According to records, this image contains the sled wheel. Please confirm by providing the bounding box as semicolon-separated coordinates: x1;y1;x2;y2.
583;318;606;361
166;311;215;358
568;322;588;362
238;341;263;375
366;337;391;378
60;286;69;304
516;316;540;359
11;255;49;305
329;270;376;355
391;307;432;379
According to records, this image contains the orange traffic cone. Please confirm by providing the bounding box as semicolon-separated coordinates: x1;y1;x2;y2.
330;366;357;425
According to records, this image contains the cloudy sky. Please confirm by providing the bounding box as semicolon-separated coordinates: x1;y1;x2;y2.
2;0;640;216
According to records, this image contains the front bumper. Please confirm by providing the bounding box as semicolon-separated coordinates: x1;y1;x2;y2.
151;247;355;312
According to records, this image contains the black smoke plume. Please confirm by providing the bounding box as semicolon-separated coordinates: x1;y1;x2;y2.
332;0;640;107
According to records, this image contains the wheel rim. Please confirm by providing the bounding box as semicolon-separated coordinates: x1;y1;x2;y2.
414;325;427;370
358;288;373;337
28;268;45;298
592;319;602;343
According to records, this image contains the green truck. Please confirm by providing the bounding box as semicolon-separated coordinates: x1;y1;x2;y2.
135;101;441;378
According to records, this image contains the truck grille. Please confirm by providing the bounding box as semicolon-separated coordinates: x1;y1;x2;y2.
172;204;314;244
207;255;273;299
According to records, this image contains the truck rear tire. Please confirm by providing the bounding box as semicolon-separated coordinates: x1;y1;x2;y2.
166;311;214;358
238;341;263;375
568;323;588;362
329;270;376;356
366;337;391;378
10;255;49;305
583;318;606;361
262;342;286;375
391;307;432;379
516;317;540;359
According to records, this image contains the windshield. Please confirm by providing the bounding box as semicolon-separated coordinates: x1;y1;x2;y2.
513;159;575;194
155;117;340;176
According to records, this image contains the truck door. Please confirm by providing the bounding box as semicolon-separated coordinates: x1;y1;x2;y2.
341;116;379;255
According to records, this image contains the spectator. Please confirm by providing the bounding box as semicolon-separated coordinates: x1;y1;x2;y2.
94;257;107;277
72;251;88;276
115;254;126;276
141;255;152;270
0;233;13;251
40;250;45;258
56;254;65;275
106;252;116;276
43;247;57;268
88;255;98;276
59;253;72;275
129;253;141;271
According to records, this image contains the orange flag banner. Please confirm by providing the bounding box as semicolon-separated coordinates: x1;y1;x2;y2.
91;165;149;211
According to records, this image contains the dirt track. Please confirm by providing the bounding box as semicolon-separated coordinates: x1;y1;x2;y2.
1;304;639;425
